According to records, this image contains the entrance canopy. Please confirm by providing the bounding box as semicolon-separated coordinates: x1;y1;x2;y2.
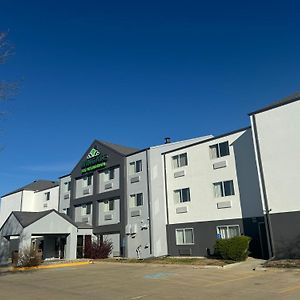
0;210;78;264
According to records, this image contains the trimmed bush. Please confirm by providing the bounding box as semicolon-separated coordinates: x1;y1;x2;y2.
17;247;43;267
214;236;251;261
84;239;113;259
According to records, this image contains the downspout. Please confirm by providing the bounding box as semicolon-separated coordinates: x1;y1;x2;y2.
252;115;275;259
20;190;24;211
146;150;152;255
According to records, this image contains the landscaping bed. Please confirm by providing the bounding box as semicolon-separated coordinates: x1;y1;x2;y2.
264;259;300;269
98;257;235;266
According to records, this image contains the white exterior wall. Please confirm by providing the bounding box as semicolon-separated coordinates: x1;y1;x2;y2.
59;175;71;213
75;175;94;198
34;186;59;211
19;191;35;211
164;129;262;225
251;100;300;214
0;192;23;227
0;186;60;228
125;136;212;258
99;167;120;193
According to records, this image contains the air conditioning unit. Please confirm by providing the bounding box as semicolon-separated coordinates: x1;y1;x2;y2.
83;188;90;195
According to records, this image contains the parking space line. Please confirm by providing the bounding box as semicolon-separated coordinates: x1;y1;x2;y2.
204;273;264;288
278;282;300;294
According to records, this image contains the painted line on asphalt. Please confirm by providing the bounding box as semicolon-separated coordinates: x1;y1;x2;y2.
278;282;300;294
204;273;265;288
14;261;92;271
130;295;148;299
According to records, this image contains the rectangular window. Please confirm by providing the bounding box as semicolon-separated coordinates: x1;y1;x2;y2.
129;160;143;175
103;200;114;212
45;192;50;201
174;188;191;203
64;182;71;192
172;153;188;168
104;168;115;181
213;180;235;197
82;203;92;215
217;225;240;239
130;193;143;207
210;141;230;159
175;228;194;245
83;175;92;187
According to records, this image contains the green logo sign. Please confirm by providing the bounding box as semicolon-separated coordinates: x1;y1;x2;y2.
87;147;100;159
81;147;108;174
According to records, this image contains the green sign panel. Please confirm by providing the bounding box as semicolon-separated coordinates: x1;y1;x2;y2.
81;147;108;174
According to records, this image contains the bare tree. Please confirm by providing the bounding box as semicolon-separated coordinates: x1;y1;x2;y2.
0;31;18;102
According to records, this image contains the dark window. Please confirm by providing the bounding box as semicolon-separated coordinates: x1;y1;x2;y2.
172;153;188;168
45;192;50;201
136;193;143;206
86;203;92;215
136;160;142;173
87;175;92;186
109;200;114;211
109;168;115;180
224;180;235;196
210;141;230;159
219;141;230;157
181;188;190;202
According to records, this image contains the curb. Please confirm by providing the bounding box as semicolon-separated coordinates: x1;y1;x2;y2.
14;260;93;272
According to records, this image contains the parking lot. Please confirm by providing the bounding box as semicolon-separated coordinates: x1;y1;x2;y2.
1;261;300;300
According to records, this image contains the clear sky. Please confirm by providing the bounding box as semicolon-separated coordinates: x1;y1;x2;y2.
1;0;300;196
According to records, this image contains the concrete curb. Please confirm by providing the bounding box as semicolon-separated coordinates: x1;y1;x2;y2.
14;260;93;272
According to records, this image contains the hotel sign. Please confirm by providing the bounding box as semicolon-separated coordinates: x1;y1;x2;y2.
81;147;108;174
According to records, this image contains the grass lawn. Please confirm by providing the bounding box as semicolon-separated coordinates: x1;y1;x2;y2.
264;259;300;269
99;257;234;266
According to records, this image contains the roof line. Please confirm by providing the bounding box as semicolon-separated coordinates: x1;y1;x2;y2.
161;126;251;155
249;93;300;115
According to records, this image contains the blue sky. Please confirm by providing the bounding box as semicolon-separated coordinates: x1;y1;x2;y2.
1;0;300;196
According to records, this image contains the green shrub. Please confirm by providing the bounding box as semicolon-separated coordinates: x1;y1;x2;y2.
214;236;251;261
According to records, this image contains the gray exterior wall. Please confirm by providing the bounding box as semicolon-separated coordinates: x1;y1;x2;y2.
126;151;151;259
269;211;300;258
69;140;127;256
167;217;267;258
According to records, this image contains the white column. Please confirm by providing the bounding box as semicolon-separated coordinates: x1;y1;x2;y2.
65;229;77;260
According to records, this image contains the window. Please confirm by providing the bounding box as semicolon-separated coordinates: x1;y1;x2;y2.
172;153;188;168
210;141;230;159
130;193;143;207
83;175;92;187
103;200;115;212
213;180;235;198
64;181;71;192
104;168;115;181
217;225;240;239
82;203;92;215
63;208;70;215
175;228;194;245
129;160;142;175
174;188;191;203
45;192;50;201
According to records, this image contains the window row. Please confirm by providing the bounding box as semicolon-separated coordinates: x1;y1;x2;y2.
173;180;235;203
171;141;230;170
175;225;240;245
